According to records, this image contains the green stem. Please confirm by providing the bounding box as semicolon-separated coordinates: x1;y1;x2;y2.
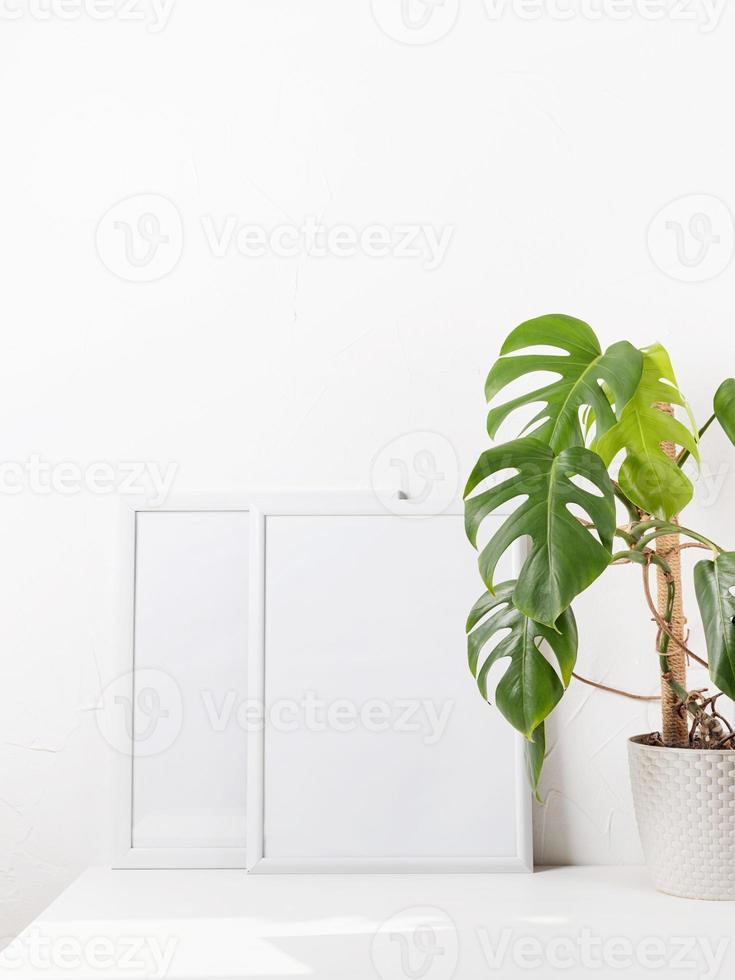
677;413;715;468
611;550;643;564
649;553;673;656
614;526;636;547
633;522;722;555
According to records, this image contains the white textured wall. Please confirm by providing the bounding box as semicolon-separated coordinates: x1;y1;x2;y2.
2;0;735;943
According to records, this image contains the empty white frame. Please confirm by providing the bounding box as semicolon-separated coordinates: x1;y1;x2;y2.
115;493;531;872
248;495;531;873
114;499;252;869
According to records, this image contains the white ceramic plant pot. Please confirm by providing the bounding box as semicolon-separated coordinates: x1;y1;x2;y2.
628;736;735;900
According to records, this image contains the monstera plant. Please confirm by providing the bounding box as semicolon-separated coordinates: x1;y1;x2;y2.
464;314;735;833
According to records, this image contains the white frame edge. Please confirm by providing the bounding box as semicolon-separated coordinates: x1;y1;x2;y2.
113;492;533;873
113;493;253;870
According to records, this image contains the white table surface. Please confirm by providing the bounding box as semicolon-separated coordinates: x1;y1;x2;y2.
1;866;732;979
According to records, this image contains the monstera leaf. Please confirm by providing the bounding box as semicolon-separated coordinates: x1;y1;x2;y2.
694;552;735;702
465;439;615;627
714;378;735;447
485;314;643;451
594;344;699;520
467;582;578;738
525;724;546;800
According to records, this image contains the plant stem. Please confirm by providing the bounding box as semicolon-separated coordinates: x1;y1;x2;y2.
614;527;637;547
677;413;716;469
634;522;722;555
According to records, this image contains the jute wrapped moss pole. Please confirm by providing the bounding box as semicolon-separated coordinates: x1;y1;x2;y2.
656;405;689;748
656;525;688;746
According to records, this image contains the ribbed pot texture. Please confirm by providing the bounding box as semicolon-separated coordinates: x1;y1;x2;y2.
628;736;735;900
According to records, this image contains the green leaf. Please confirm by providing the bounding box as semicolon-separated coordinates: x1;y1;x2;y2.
594;344;699;520
465;438;615;626
485;314;643;452
694;552;735;701
466;582;578;738
525;724;546;802
714;378;735;447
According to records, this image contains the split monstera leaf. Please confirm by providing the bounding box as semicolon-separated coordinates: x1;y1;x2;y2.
465;440;616;628
464;314;735;795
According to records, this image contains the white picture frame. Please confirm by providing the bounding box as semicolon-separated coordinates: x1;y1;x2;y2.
113;493;532;873
112;495;254;870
